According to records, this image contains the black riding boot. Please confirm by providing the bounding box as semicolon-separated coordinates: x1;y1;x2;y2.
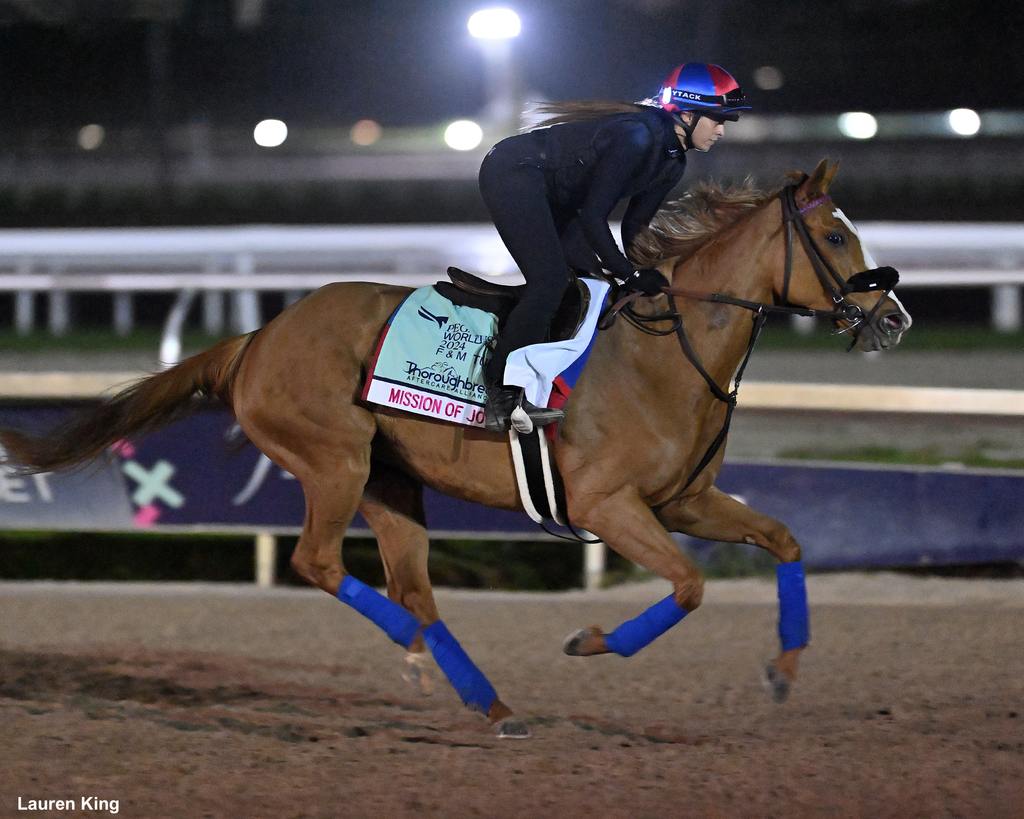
484;385;521;433
484;385;565;434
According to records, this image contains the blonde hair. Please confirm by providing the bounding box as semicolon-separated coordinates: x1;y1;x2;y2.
524;100;656;131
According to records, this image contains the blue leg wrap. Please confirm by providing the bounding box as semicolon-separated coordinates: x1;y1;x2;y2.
423;620;498;715
603;593;688;658
776;560;810;651
337;575;420;649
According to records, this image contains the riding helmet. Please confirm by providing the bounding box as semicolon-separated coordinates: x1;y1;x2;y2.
657;63;751;121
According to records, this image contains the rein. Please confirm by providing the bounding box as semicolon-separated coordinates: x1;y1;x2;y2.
602;289;768;493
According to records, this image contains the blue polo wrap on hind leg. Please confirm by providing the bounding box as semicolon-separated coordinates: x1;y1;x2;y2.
776;560;810;651
337;575;420;648
603;593;688;658
423;620;497;715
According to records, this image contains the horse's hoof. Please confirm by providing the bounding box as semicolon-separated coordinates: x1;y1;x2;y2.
562;626;604;656
763;662;790;703
401;652;435;696
495;719;531;739
563;628;588;655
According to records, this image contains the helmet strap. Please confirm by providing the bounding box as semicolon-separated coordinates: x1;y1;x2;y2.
678;112;699;151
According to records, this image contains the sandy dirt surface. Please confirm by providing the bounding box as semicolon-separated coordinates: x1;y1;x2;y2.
2;574;1023;819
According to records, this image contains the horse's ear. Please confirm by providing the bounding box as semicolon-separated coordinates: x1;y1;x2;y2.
795;159;840;206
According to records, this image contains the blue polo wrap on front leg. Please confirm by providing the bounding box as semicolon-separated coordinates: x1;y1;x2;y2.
337;575;420;648
603;593;688;658
776;560;810;651
423;620;497;715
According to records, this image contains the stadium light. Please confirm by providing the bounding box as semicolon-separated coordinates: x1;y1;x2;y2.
752;66;784;91
253;119;288;148
838;112;878;140
77;124;105;150
350;119;382;146
444;120;484;151
947;108;981;136
468;8;521;39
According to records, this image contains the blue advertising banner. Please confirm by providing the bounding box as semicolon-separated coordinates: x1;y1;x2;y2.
1;403;1022;569
705;461;1024;569
0;406;135;530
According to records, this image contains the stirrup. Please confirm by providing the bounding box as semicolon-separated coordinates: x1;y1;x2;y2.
510;398;565;435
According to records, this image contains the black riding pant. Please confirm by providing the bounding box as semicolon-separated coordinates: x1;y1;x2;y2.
478;143;574;386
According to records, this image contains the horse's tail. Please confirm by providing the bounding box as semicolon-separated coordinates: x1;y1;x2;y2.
0;331;257;474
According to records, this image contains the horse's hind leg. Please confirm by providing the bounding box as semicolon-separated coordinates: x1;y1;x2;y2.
289;463;371;595
360;462;440;695
280;417;423;653
657;486;809;702
360;460;529;738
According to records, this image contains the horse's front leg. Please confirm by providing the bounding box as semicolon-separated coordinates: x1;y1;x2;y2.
657;486;809;702
563;487;704;658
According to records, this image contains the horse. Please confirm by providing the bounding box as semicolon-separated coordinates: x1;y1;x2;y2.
0;159;911;738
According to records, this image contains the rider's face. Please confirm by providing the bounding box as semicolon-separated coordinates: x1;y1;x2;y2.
676;113;727;152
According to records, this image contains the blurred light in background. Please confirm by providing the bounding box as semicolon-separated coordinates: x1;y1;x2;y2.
752;66;784;91
77;124;105;150
253;119;288;148
838;111;878;139
444;120;483;151
947;108;981;136
467;7;521;39
350;119;382;146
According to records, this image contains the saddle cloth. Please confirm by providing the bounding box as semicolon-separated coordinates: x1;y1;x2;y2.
362;278;610;427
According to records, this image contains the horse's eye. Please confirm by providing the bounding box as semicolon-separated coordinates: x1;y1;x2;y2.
826;231;845;246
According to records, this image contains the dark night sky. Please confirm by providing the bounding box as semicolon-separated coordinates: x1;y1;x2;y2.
2;0;1022;130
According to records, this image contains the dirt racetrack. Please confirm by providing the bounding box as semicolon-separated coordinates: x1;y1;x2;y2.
2;574;1023;819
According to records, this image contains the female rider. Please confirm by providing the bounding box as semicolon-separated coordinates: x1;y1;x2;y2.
479;62;750;432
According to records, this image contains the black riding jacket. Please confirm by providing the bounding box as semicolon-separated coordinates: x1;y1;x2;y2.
500;106;687;279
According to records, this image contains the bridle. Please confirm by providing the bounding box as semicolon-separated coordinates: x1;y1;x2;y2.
599;183;900;493
778;185;897;336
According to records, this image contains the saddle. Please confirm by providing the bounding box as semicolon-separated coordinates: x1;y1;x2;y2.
437;267;592;343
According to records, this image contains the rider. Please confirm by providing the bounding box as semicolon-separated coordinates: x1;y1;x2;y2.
479;62;750;432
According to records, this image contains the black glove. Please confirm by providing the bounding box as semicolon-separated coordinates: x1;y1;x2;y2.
621;268;666;296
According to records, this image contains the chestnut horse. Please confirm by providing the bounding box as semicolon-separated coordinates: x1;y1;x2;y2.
1;160;911;738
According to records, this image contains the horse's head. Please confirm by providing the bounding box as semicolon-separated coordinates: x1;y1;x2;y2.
777;159;912;351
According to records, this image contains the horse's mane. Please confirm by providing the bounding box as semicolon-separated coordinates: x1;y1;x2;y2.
628;178;776;267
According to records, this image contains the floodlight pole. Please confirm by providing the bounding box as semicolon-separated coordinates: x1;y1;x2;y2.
480;38;520;134
469;9;522;136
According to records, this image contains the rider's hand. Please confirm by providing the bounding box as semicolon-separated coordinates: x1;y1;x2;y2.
621;268;667;296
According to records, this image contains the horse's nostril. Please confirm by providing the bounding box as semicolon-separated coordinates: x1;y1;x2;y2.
881;313;906;333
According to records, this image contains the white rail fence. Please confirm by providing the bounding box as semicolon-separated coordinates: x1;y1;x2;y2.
2;372;1023;589
1;223;1022;340
1;223;1021;588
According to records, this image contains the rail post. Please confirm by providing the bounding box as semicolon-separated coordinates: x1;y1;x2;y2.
255;532;277;588
584;541;606;591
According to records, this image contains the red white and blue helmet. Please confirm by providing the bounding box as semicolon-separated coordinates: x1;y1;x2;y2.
657;63;750;121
